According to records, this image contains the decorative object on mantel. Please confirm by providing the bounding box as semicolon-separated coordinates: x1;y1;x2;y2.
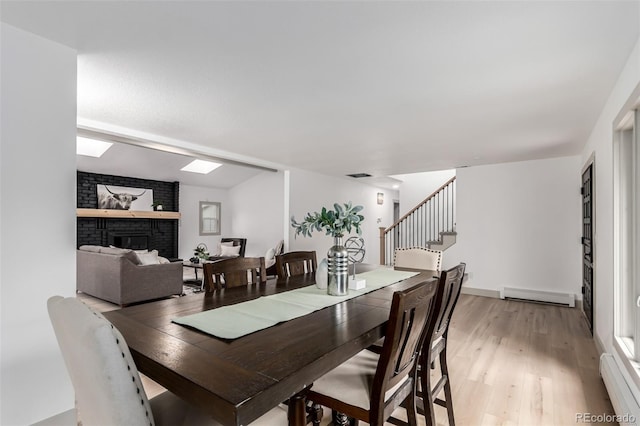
193;243;209;264
345;236;366;290
291;202;364;296
97;184;153;211
151;201;163;211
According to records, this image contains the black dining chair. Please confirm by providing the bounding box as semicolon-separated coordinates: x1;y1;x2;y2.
275;251;317;278
364;263;466;426
307;277;443;426
203;257;266;292
419;262;466;426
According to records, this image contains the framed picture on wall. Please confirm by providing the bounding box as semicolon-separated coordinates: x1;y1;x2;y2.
97;184;153;211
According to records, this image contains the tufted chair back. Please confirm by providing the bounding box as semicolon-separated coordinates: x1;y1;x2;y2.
394;247;443;272
47;296;155;426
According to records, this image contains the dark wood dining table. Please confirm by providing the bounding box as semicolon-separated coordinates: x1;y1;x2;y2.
103;265;439;426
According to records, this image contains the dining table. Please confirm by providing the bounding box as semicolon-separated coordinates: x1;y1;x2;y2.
103;265;439;426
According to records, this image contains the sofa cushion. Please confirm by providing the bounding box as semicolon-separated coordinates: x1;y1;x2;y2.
79;245;103;253
100;247;132;255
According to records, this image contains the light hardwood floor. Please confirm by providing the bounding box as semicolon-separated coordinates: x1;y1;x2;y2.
439;294;613;426
77;292;614;425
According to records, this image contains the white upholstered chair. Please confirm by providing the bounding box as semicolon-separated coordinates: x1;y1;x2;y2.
394;247;443;272
47;296;286;426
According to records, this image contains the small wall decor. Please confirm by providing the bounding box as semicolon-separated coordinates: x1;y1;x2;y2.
97;184;153;211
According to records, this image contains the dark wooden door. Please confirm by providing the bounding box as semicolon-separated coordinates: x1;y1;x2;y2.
582;163;594;334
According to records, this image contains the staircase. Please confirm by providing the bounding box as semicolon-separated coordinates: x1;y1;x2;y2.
379;176;457;265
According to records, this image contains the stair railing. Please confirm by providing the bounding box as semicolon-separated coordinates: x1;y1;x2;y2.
379;176;456;265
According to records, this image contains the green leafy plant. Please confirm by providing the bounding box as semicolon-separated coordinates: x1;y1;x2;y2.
194;243;209;260
291;202;364;238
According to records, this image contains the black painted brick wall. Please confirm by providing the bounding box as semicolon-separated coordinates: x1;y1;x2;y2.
77;171;180;259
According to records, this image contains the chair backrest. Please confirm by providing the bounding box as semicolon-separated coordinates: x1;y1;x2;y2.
203;257;266;291
432;263;466;341
221;237;247;257
369;278;442;424
47;296;155;426
394;247;442;272
275;251;317;278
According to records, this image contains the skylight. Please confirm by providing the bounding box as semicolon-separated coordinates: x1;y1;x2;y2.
181;159;222;174
76;137;113;157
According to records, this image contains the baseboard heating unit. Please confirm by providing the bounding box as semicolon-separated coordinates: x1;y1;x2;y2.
600;353;640;425
499;287;575;307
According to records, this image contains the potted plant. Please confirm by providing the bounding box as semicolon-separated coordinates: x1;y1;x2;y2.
151;201;163;211
193;243;209;263
290;202;364;239
291;202;364;295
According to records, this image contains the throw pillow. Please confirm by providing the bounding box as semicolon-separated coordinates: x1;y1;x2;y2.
265;248;276;268
265;247;276;261
211;241;234;256
135;250;161;265
274;239;284;255
122;250;141;265
220;244;241;257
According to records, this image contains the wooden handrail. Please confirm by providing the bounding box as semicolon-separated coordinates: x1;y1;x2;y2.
384;176;456;233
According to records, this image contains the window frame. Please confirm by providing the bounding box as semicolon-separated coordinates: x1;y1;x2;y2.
613;83;640;391
199;201;221;236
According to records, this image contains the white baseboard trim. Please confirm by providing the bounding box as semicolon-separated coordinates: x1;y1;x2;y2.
461;286;580;309
460;286;500;299
594;332;606;356
500;287;575;308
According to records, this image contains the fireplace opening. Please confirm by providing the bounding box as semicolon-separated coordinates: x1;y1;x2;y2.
109;234;149;250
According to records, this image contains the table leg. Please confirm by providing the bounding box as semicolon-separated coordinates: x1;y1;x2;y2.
287;389;308;426
194;268;206;291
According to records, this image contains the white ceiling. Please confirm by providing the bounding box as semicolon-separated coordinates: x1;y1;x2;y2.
2;1;639;181
76;142;264;189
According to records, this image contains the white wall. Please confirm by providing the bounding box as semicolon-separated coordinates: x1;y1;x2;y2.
393;169;456;215
288;169;397;264
1;24;77;425
581;37;640;353
229;171;285;257
179;184;230;260
444;156;582;299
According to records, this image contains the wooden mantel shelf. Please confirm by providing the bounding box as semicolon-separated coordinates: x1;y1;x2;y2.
77;208;181;219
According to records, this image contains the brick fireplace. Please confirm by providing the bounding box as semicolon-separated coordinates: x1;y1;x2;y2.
77;171;180;259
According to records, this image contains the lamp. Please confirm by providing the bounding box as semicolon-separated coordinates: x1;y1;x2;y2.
377;193;384;205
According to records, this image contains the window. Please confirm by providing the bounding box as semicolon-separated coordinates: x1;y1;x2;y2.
199;201;221;236
614;85;640;383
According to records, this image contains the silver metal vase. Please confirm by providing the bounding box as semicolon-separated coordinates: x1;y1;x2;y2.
327;236;349;296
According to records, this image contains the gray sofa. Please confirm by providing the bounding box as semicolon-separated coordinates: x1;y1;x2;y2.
77;245;183;306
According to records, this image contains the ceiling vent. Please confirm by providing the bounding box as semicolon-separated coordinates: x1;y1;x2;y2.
346;173;372;178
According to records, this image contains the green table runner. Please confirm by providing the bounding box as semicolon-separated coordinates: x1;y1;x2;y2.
172;268;418;339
